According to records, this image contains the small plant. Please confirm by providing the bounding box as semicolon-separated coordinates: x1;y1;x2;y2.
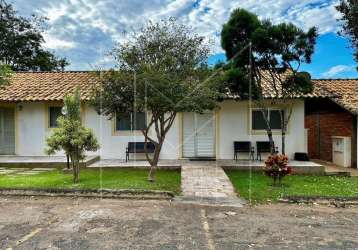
263;154;292;186
46;89;99;183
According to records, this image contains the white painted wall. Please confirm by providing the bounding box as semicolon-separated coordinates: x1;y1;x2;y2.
16;102;180;159
217;100;305;160
82;106;180;159
17;102;47;156
14;100;305;160
17;102;65;156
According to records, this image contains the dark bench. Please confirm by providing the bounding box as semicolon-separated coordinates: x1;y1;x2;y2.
234;141;254;161
126;142;155;162
256;141;278;161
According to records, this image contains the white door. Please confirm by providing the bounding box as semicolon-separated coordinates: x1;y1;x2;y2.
0;108;15;155
183;112;215;158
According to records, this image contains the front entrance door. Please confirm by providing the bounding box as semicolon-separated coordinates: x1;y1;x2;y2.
0;108;15;155
183;112;215;158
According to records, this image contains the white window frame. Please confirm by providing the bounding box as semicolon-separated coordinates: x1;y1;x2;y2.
250;108;284;132
114;112;147;132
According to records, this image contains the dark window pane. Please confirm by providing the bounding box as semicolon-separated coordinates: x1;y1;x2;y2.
116;113;131;131
133;112;146;130
269;110;283;129
252;110;267;130
49;107;62;128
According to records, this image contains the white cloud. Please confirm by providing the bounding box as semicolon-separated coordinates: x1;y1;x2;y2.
291;1;342;33
13;0;344;69
43;3;68;23
322;65;355;78
43;33;76;50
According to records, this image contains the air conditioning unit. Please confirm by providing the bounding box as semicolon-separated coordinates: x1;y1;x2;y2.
332;136;351;167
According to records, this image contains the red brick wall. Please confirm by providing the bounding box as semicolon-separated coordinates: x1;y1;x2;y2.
305;112;354;162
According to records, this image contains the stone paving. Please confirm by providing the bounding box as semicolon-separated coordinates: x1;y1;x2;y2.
181;165;236;198
0;167;54;176
179;164;245;207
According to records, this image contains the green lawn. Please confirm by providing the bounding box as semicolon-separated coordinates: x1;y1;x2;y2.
226;170;358;204
0;168;181;194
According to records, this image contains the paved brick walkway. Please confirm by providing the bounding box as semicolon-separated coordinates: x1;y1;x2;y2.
181;165;237;198
179;164;245;207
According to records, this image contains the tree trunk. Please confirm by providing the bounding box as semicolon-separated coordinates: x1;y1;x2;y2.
66;154;70;169
260;107;275;154
72;156;80;184
267;130;275;154
281;131;286;155
148;165;156;182
142;112;177;182
73;164;79;183
147;141;163;182
281;107;292;156
280;115;285;155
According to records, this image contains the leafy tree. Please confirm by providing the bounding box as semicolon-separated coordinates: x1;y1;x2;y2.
46;89;99;183
221;8;317;154
0;64;12;85
336;0;358;69
92;19;220;181
0;0;69;71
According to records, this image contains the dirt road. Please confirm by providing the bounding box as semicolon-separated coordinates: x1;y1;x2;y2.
1;196;358;249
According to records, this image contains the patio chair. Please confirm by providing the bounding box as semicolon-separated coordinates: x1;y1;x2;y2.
234;141;255;161
126;142;155;162
256;141;278;161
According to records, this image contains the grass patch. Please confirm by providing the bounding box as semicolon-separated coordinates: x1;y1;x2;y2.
0;168;181;194
226;170;358;204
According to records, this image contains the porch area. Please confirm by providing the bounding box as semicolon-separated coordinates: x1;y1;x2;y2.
0;155;99;168
88;159;325;175
0;156;331;175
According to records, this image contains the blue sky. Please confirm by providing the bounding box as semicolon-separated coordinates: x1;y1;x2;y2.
12;0;358;79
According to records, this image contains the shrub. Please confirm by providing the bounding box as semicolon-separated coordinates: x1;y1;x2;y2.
263;154;292;185
46;89;99;183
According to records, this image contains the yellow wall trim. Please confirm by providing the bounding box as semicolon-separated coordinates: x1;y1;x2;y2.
44;101;85;130
247;105;291;135
180;111;217;159
112;112;147;136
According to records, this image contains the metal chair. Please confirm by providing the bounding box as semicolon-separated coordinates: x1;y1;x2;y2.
256;141;278;161
234;141;255;161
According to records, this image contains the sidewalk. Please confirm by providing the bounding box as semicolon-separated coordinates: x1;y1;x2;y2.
179;164;245;207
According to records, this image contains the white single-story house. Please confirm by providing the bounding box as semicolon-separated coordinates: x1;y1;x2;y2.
0;71;321;161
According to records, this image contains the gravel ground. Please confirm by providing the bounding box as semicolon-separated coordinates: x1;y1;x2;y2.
1;196;358;249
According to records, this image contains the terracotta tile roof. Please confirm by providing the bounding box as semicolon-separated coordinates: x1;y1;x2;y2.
259;71;334;98
0;71;100;102
1;72;356;115
312;79;358;114
226;71;334;99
